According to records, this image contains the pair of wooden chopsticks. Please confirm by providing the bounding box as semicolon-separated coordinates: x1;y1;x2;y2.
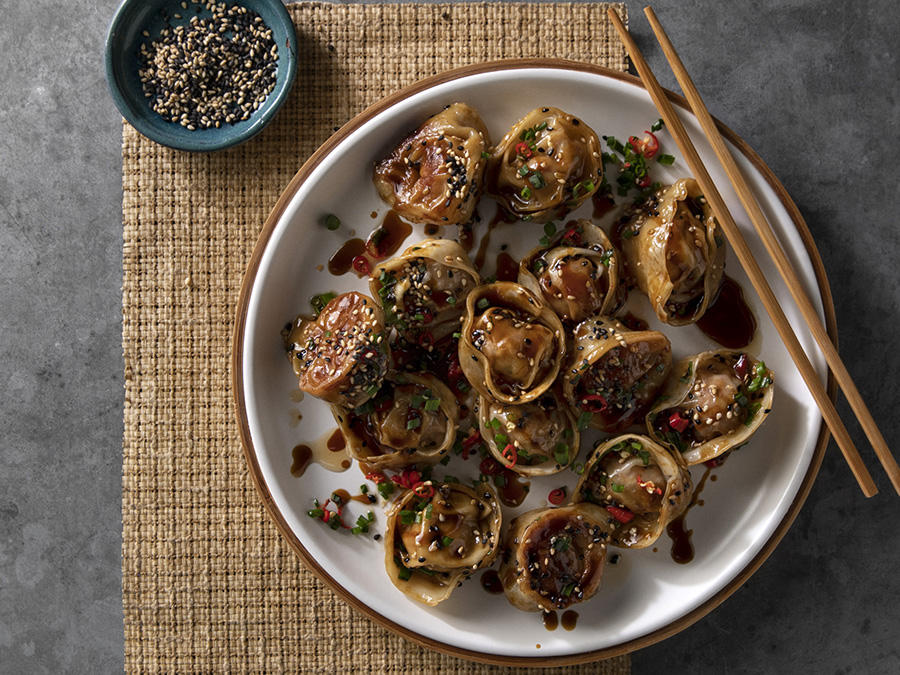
608;7;900;498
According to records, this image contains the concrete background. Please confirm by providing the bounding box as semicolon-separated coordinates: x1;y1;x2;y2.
1;0;898;672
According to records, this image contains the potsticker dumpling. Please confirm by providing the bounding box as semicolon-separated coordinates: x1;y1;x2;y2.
485;107;603;223
647;350;775;466
618;178;726;325
282;292;389;408
459;282;566;405
519;218;624;325
332;372;458;470
370;238;480;345
563;316;671;433
373;103;491;226
573;434;692;549
477;388;579;476
498;504;614;612
384;481;502;606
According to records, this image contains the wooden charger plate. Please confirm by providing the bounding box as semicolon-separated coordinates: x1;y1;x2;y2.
232;59;836;665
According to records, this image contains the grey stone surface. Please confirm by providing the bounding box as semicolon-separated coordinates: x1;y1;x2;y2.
0;0;897;673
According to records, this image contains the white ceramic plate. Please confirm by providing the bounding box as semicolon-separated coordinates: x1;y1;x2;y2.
233;61;832;664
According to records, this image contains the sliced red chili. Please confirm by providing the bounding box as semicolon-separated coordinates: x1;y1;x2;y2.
391;467;422;489
366;228;389;259
562;228;581;246
412;482;434;499
419;308;434;325
580;393;608;413
352;255;371;276
364;471;386;484
668;412;689;433
446;355;464;383
628;131;660;158
515;142;533;158
479;457;500;476
417;331;435;349
734;353;750;380
643;131;660;157
605;505;635;524
548;487;567;505
501;444;517;468
461;431;481;460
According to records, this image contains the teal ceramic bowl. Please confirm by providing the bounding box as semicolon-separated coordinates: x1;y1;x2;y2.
105;0;297;152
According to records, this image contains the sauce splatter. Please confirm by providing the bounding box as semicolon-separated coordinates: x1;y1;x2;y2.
290;445;313;477
494;250;518;282
542;611;559;631
480;569;504;595
697;275;756;348
561;610;579;631
666;463;715;564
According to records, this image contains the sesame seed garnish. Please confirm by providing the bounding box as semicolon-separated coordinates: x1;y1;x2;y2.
137;2;278;129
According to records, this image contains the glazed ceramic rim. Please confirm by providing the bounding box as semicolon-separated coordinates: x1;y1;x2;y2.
104;0;297;152
231;59;836;665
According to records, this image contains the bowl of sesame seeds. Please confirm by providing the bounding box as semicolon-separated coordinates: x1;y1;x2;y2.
105;0;297;152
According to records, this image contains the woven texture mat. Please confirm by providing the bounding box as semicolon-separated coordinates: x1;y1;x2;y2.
122;2;629;672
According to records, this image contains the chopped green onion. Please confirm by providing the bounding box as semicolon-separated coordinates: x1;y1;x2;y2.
528;172;546;189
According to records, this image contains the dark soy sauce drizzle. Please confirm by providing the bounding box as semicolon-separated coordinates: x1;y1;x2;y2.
540;609;578;631
331;488;375;505
458;220;475;253
592;193;617;219
290;445;312;477
480;569;504;595
543;611;559;631
368;210;413;259
666;464;715;564
474;205;513;270
328;210;412;276
326;429;345;453
494;250;518;282
328;238;367;275
697;275;756;348
496;471;530;507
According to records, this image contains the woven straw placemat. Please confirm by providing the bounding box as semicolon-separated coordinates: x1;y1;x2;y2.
122;2;629;672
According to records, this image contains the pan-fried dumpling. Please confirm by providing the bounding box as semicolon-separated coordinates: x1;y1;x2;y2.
477;387;579;476
618;178;726;325
459;282;566;405
646;350;774;465
283;292;389;408
370;238;480;345
384;481;502;605
498;504;614;612
572;434;692;548
563;316;671;433
374;102;491;226
485;107;604;223
518;218;624;325
332;372;459;470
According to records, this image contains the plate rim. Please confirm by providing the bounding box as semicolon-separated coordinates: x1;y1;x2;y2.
231;58;837;666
